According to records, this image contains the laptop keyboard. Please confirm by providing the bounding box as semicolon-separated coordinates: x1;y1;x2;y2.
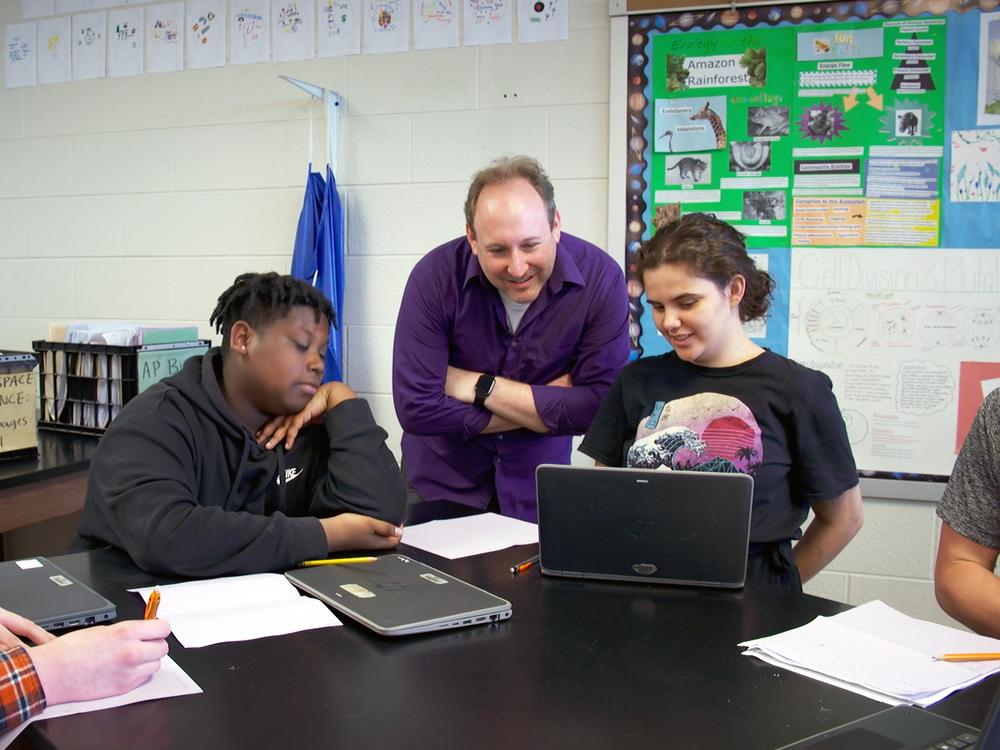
928;731;979;749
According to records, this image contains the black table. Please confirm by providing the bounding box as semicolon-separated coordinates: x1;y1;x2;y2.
21;502;997;750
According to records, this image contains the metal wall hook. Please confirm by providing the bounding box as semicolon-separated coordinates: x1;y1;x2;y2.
280;75;342;175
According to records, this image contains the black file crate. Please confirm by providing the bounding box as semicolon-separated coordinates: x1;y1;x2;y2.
32;339;209;436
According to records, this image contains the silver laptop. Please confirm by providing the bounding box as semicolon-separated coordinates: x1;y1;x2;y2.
285;554;512;637
536;465;754;589
0;557;117;631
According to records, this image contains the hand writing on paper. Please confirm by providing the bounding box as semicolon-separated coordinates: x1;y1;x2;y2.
29;619;172;705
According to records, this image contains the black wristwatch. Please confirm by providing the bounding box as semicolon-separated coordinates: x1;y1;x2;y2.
474;374;496;408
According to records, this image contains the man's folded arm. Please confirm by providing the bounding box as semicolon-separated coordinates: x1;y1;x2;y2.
526;272;631;435
392;274;491;440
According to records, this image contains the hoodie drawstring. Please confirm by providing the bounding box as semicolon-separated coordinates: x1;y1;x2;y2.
276;444;287;513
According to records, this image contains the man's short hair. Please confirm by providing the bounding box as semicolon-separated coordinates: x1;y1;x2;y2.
209;272;335;352
464;156;557;236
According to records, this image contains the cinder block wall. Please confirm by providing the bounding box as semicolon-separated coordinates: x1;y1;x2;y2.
0;1;962;629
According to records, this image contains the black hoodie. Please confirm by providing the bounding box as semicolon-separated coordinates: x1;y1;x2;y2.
74;349;407;578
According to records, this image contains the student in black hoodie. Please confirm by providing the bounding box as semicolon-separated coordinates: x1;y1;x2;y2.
74;272;407;578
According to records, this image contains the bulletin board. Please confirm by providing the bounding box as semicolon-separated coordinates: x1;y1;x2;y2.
614;0;1000;483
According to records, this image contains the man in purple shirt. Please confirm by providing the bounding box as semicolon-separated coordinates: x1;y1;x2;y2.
392;156;630;521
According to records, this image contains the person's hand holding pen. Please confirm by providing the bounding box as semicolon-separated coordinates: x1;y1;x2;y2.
25;588;170;708
29;618;171;705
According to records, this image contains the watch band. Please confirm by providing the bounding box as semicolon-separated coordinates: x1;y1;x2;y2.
474;373;496;409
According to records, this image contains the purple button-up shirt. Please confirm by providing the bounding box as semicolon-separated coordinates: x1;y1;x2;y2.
392;233;630;521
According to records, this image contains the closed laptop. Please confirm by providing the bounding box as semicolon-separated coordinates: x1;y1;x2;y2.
536;465;753;589
285;554;512;637
0;557;116;630
775;681;1000;749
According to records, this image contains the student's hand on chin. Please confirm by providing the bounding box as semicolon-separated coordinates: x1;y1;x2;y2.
257;382;358;450
321;513;404;551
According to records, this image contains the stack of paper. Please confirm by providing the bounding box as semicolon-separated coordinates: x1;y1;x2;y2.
740;600;1000;706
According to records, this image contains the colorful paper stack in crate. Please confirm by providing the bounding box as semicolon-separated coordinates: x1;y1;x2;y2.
33;324;210;436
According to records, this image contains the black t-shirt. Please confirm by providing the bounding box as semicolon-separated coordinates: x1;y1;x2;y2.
580;350;858;544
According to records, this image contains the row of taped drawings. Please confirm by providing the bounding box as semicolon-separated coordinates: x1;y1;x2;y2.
647;16;947;247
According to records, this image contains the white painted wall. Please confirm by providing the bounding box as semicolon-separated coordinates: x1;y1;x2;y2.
0;0;964;629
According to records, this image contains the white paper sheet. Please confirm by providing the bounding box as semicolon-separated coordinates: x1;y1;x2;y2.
146;2;183;73
231;0;270;65
4;22;36;89
0;656;201;750
402;512;538;559
107;7;142;77
131;573;341;648
37;16;71;84
187;0;227;69
462;0;511;46
516;0;567;44
362;0;408;54
272;0;314;61
318;0;360;56
71;12;106;81
740;600;1000;706
413;0;459;50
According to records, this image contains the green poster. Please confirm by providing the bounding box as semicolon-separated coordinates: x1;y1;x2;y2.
647;17;947;248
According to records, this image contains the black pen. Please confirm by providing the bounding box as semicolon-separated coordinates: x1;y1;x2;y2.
510;554;540;575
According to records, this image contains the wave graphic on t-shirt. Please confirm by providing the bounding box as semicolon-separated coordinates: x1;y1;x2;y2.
627;392;763;475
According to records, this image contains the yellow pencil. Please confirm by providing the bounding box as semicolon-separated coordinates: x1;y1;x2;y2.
934;653;1000;662
299;557;378;567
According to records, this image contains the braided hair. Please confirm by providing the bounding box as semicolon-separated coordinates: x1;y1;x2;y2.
635;213;774;323
209;272;335;352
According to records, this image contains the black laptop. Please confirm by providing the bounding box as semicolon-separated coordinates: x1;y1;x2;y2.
536;465;754;589
776;681;1000;749
0;557;117;631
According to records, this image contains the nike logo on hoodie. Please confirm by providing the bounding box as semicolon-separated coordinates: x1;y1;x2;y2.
276;468;304;485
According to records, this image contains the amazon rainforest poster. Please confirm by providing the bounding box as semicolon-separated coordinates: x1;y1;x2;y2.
645;20;946;252
627;11;948;362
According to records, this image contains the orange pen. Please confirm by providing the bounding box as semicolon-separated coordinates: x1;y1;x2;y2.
510;555;540;575
144;587;161;620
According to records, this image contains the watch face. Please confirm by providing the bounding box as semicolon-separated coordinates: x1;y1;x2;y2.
475;374;495;404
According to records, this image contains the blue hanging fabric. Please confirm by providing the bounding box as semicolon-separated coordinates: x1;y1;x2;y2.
314;165;346;382
290;165;325;280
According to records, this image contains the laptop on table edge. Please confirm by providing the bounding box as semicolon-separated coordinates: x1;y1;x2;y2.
775;679;1000;749
0;557;116;631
